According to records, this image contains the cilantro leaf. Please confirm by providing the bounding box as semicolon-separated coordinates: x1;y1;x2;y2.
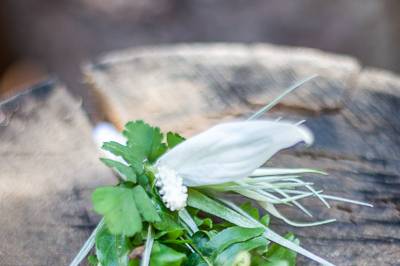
150;242;186;266
167;132;185;149
150;143;167;162
95;227;130;266
131;185;160;222
92;187;142;236
123;120;165;163
102;141;143;174
100;158;137;182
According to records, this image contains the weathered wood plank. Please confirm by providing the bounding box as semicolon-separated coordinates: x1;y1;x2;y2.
276;67;400;165
84;44;400;265
267;153;400;265
85;44;360;134
0;81;113;265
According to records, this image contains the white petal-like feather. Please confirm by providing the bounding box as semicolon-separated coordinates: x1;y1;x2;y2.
156;120;313;186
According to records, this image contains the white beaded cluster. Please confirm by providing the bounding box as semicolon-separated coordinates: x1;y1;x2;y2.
155;166;188;211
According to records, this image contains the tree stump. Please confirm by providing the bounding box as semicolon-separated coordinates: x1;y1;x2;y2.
0;80;113;265
85;44;400;265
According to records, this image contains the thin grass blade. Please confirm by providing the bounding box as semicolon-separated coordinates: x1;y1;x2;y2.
247;75;318;120
69;219;105;266
178;208;199;234
251;168;327;177
141;225;154;266
258;201;336;227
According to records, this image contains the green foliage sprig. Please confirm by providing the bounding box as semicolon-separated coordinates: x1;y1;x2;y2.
88;120;298;266
70;77;371;266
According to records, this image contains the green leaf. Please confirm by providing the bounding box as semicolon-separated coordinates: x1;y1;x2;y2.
214;236;268;266
92;187;142;236
157;228;184;241
187;189;254;228
185;253;208;266
206;226;265;255
220;199;334;266
192;231;212;255
151;143;168;162
137;173;150;188
264;233;299;266
95;227;130;266
240;202;259;220
167;132;185;148
178;208;200;234
150;242;186;266
260;214;270;227
131;186;160;222
153;212;185;241
154;212;182;232
87;255;98;266
123;120;164;163
102;141;144;174
129;259;140;266
162;239;191;245
194;216;213;230
100;158;137;182
240;202;270;227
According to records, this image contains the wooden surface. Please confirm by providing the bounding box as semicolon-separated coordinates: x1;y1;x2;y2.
84;44;360;134
85;44;400;265
0;81;113;265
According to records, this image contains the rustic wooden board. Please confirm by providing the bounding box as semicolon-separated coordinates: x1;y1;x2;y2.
85;44;360;134
0;81;113;265
85;44;400;265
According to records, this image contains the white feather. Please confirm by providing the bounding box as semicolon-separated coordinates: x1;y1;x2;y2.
156;120;313;186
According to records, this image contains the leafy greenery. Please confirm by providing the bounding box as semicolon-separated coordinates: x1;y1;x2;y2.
72;77;370;266
86;120;300;266
205;226;265;255
92;187;142;236
87;255;98;266
102;141;143;174
95;227;131;266
264;233;299;266
150;242;186;266
100;158;137;182
240;202;270;227
123;120;167;163
167;132;185;148
131;186;160;223
214;236;268;266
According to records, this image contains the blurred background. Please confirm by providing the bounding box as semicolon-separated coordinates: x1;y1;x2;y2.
0;0;399;113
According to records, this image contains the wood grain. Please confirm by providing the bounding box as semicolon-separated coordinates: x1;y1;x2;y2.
0;80;113;265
